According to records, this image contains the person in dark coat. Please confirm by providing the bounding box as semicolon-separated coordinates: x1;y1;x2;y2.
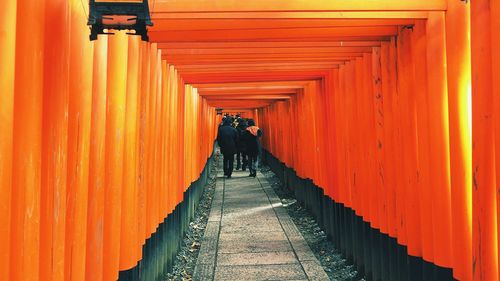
235;118;248;171
217;117;238;178
218;116;226;128
241;119;263;177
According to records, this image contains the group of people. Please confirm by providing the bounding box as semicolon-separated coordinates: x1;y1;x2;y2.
217;114;263;178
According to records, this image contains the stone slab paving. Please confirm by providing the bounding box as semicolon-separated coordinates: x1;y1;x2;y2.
194;168;329;281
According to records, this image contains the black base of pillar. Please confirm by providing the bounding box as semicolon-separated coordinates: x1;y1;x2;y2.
262;150;456;281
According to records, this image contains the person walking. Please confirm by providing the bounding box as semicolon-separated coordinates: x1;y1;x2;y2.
217;117;238;178
241;119;263;177
235;118;248;170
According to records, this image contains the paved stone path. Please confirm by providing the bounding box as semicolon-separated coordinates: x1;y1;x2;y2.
193;167;330;281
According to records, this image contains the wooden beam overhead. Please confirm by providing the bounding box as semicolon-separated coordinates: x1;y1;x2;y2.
150;26;398;42
157;41;383;49
161;46;373;55
150;18;415;31
152;11;431;19
175;62;344;69
152;0;446;13
182;70;327;84
207;100;274;108
193;80;310;88
162;53;367;60
203;95;292;100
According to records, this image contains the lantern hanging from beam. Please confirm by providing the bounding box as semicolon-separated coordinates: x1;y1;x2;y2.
87;0;153;41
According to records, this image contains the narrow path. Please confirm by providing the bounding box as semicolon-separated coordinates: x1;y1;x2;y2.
194;165;329;281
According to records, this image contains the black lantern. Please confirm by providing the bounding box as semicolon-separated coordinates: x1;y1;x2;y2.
216;108;223;116
88;0;153;41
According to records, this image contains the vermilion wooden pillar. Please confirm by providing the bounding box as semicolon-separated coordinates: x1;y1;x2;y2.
411;20;434;263
41;0;70;280
86;36;108;281
138;41;151;243
120;36;141;271
371;46;386;233
445;0;472;279
146;43;158;236
471;0;499;280
66;2;94;280
426;11;453;269
494;1;500;278
362;53;377;227
396;27;417;251
65;0;93;280
10;0;45;279
380;41;398;239
134;42;145;260
0;0;16;280
103;31;128;281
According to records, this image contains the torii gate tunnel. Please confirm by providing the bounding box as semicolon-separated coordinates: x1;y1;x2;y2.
0;0;499;280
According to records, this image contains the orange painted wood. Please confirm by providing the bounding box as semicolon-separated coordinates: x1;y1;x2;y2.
396;27;420;254
150;26;398;43
153;11;429;20
120;36;141;270
445;0;473;279
380;41;397;238
371;46;387;233
0;1;490;279
153;0;446;12
0;0;16;279
426;11;453;269
138;41;151;244
158;41;383;49
471;0;499;280
160;61;170;218
40;0;70;280
103;31;128;281
411;20;433;262
495;0;500;277
86;37;108;281
362;53;378;227
151;18;414;32
135;42;146;257
146;42;158;235
65;3;94;280
10;0;45;280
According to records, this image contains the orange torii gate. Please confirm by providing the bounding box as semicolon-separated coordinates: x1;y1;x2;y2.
0;0;498;280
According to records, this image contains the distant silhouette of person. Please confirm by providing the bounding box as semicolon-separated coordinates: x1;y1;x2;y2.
217;117;238;178
241;119;263;177
235;118;248;171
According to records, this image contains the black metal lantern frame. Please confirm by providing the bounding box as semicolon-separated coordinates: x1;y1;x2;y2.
88;0;153;41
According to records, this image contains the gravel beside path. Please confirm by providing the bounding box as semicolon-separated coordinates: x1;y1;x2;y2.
165;153;220;281
260;166;366;281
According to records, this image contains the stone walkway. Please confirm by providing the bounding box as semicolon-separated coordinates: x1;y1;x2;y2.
193;167;330;281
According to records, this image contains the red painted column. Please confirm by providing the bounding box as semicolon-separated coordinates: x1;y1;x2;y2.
120;36;141;271
86;36;108;281
66;3;94;281
396;27;420;253
380;41;398;239
10;0;45;279
412;20;434;263
0;0;16;279
426;11;453;269
41;0;70;280
103;31;128;281
445;0;472;279
138;41;151;244
471;0;499;280
66;2;94;280
371;46;387;233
